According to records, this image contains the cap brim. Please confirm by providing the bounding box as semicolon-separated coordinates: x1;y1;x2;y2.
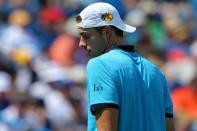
116;23;136;33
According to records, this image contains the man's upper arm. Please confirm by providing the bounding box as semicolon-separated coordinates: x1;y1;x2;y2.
95;108;119;131
87;58;119;130
166;117;174;131
161;74;174;131
161;74;173;118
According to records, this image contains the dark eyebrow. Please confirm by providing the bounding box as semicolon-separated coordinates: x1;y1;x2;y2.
80;32;88;36
79;32;84;35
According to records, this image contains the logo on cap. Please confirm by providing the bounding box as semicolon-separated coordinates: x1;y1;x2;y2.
101;13;113;21
76;15;82;23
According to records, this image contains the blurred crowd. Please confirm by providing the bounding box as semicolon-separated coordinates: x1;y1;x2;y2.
0;0;196;131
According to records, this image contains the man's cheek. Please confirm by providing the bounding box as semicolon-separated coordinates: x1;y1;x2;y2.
91;35;96;40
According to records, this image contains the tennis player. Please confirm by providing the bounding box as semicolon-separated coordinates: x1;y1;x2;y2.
76;2;174;131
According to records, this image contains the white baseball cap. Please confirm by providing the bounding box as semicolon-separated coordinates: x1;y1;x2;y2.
77;2;136;33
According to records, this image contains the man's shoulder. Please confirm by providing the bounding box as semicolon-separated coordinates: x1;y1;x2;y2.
88;50;125;66
87;50;124;73
99;49;123;60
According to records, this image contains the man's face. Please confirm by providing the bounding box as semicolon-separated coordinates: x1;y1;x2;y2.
78;28;107;58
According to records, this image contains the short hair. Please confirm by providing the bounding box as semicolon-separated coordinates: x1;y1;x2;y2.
95;26;123;37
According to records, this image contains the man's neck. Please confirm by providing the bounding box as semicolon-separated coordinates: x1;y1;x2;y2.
107;37;124;50
104;37;136;53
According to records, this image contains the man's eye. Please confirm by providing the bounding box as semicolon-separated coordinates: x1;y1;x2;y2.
82;34;90;39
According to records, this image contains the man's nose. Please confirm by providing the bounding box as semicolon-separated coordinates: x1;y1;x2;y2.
79;37;86;48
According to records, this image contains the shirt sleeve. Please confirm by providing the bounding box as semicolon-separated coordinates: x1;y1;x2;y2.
87;58;119;115
162;74;174;118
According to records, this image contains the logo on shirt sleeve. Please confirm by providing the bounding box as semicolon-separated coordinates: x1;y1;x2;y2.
93;84;103;92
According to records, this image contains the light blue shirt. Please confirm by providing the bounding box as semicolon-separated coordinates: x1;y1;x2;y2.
87;48;173;131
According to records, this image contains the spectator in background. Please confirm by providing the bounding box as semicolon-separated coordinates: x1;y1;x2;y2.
35;5;66;50
190;40;197;65
0;9;40;62
162;48;196;90
32;99;54;131
49;16;80;67
172;76;197;131
49;15;86;85
32;63;86;130
0;71;11;111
